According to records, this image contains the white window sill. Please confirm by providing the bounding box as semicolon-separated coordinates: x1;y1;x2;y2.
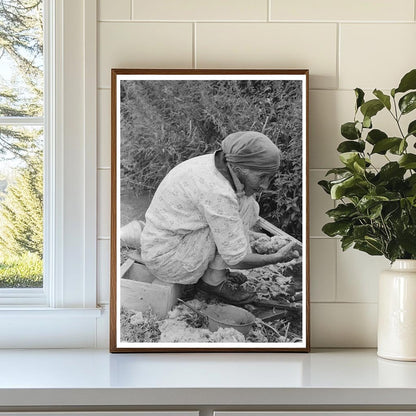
0;307;106;348
0;307;102;316
0;349;415;410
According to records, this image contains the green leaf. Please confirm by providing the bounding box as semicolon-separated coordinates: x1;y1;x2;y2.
407;120;416;137
407;196;416;207
354;241;383;256
371;137;402;154
365;236;384;250
396;69;416;94
360;99;384;119
326;203;356;220
405;175;416;196
369;204;383;219
357;195;389;211
386;240;403;263
325;167;352;176
352;224;373;240
398;227;416;255
378;162;406;181
339;152;360;166
353;158;366;174
384;204;400;222
408;174;416;186
373;89;391;110
389;139;408;155
322;221;351;237
355;88;365;110
318;180;331;194
399;91;416;115
341;122;360;140
366;129;387;145
330;176;356;199
399;154;416;169
337;140;365;153
341;236;355;251
363;116;372;129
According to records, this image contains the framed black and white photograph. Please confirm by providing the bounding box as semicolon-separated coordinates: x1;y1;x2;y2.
110;69;309;352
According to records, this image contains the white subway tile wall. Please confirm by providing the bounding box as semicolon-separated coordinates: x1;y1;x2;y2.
310;239;336;302
98;90;111;168
98;22;193;88
270;0;414;22
132;0;269;21
339;24;416;90
309;170;334;237
97;169;111;239
336;246;389;303
311;303;378;347
196;23;338;89
309;90;354;169
96;0;416;347
97;239;110;305
99;0;131;21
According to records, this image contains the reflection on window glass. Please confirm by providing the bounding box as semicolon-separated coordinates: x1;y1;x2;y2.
0;0;43;117
0;127;43;288
0;0;44;289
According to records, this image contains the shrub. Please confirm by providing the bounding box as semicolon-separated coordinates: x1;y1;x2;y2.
120;79;303;238
0;154;43;258
0;251;42;288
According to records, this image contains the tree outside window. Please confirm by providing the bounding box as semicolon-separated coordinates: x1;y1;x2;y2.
0;0;44;288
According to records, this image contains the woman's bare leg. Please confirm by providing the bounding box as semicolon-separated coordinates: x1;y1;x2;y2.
201;267;227;285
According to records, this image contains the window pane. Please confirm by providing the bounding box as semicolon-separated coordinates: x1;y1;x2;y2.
0;126;43;288
0;0;44;117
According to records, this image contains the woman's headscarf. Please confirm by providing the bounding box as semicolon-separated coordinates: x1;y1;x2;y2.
221;131;281;173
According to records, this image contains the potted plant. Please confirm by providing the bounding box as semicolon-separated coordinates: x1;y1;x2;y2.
319;68;416;361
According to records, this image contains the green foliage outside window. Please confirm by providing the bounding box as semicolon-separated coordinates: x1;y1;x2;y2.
0;0;44;288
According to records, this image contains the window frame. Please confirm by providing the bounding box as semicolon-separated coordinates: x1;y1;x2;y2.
0;0;100;348
0;1;49;305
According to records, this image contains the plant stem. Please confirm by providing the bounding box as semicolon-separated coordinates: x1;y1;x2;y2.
390;97;406;139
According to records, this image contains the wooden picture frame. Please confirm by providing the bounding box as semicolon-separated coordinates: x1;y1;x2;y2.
110;69;310;352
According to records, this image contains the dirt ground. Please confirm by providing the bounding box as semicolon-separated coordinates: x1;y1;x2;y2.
119;191;303;344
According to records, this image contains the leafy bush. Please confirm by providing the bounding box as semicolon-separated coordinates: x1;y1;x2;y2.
0;251;42;288
120;79;303;239
319;69;416;262
0;154;43;258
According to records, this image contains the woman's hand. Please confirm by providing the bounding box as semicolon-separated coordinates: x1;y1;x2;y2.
228;241;301;270
272;241;300;263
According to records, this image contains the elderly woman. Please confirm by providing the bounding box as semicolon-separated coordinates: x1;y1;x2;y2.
140;131;298;304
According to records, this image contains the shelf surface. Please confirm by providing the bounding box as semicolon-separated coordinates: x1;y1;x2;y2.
0;348;416;407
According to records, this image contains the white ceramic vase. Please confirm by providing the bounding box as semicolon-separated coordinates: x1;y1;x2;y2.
378;259;416;361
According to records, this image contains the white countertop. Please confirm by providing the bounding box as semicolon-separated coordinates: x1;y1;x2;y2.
0;348;416;407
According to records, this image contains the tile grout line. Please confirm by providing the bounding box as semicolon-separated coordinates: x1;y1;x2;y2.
98;19;415;24
193;22;197;69
311;301;378;305
130;0;133;20
333;230;338;303
336;22;340;90
267;0;271;22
